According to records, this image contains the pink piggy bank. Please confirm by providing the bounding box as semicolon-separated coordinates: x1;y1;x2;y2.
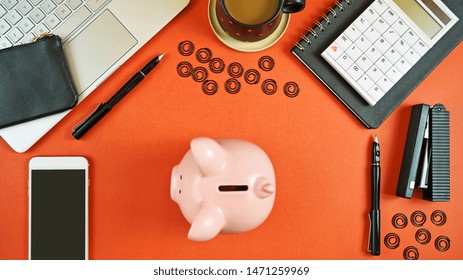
171;137;276;241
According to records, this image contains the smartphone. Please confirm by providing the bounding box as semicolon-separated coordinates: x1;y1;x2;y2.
29;156;89;260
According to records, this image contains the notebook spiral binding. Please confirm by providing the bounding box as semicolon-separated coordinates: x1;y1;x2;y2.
293;0;352;51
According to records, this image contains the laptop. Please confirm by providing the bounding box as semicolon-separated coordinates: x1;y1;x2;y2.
0;0;190;152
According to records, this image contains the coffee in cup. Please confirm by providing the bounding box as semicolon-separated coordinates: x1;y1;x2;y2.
224;0;280;25
216;0;305;42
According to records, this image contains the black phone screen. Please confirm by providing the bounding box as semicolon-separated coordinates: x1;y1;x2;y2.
30;170;86;260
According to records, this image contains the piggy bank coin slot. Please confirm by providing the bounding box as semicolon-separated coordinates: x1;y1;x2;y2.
218;185;249;192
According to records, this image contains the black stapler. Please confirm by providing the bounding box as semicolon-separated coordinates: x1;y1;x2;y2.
396;104;450;201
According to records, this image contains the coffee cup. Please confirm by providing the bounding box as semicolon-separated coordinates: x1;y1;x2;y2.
215;0;305;42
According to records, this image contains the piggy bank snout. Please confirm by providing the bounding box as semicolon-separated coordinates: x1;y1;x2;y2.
170;165;179;202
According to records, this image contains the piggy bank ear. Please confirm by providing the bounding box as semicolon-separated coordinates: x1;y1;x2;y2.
191;137;226;177
188;203;225;242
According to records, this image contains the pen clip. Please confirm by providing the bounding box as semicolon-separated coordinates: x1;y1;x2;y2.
72;104;104;132
367;213;372;252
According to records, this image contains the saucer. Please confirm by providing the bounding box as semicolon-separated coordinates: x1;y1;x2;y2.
208;0;290;52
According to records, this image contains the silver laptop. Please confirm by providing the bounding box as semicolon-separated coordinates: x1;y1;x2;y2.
0;0;190;152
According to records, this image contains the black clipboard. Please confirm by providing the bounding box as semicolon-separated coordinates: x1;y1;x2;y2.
291;0;463;128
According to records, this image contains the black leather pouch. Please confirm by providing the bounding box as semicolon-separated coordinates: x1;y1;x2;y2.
0;35;78;129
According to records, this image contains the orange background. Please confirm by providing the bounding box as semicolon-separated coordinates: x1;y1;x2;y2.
1;0;462;260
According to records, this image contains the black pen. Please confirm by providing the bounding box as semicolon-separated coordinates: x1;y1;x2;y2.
368;135;381;256
72;53;165;140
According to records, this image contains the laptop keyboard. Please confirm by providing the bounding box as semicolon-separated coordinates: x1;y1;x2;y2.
0;0;111;50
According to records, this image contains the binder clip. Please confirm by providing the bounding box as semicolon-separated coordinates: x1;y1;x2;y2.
396;104;450;201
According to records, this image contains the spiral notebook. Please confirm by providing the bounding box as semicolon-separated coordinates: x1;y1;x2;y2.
291;0;463;128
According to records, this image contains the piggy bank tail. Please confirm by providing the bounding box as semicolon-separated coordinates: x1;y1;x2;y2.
188;203;225;242
254;177;276;198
